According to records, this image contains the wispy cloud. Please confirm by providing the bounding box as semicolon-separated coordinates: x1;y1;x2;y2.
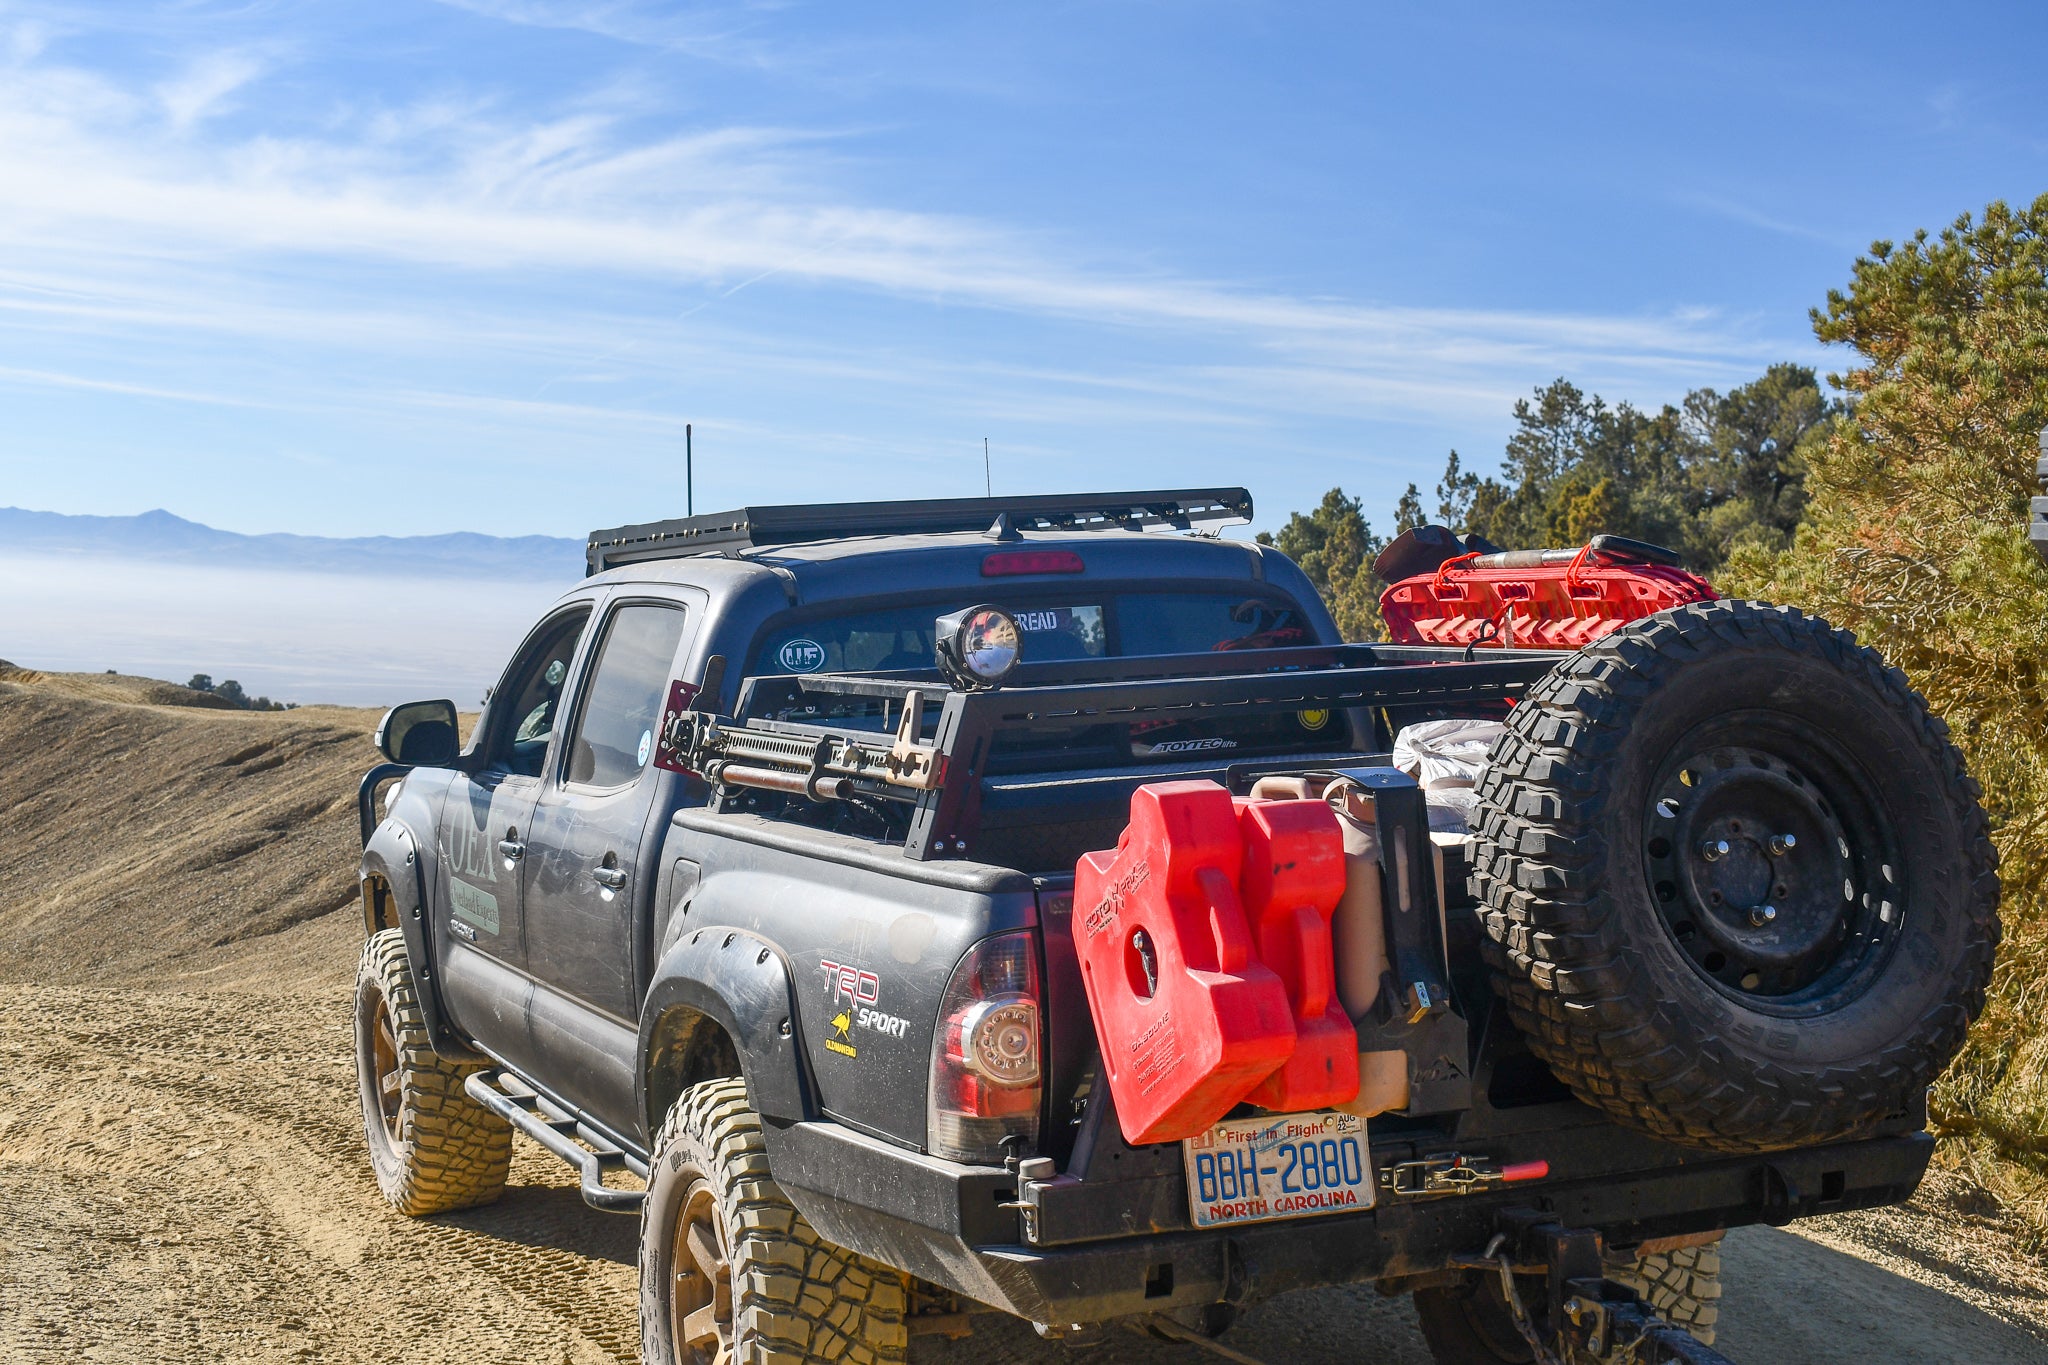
0;22;1784;382
1672;191;1858;253
155;48;269;130
430;0;783;60
0;9;1818;539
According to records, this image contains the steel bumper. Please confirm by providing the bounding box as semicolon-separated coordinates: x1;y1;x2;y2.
764;1119;1933;1327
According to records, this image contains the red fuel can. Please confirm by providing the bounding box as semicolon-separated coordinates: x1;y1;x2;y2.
1234;798;1359;1112
1073;781;1298;1145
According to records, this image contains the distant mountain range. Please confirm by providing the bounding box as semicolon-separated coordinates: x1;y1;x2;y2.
0;507;586;581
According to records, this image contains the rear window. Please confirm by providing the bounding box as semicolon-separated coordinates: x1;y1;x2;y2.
1117;593;1313;655
754;593;1304;677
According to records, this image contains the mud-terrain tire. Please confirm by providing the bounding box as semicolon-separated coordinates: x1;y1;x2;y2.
1471;600;2000;1152
639;1077;908;1365
353;929;511;1215
1610;1240;1721;1346
1412;1240;1722;1362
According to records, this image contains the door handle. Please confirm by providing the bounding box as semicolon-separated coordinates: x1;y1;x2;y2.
497;838;526;860
592;866;628;889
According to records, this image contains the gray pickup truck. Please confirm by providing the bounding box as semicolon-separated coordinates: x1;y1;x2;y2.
353;490;1998;1365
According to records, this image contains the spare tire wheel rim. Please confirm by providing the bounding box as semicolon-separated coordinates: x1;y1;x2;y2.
670;1177;734;1365
1643;715;1904;1014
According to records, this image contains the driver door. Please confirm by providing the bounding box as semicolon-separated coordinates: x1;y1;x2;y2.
521;599;692;1134
435;602;593;1077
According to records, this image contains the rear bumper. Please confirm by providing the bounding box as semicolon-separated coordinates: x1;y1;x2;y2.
765;1119;1933;1326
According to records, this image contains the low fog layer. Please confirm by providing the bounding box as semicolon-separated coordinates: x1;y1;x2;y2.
1;554;567;707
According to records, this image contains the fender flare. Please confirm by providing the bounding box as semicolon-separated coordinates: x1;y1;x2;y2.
359;818;486;1065
638;926;815;1134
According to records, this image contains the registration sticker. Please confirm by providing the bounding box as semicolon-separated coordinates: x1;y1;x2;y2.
1183;1111;1372;1229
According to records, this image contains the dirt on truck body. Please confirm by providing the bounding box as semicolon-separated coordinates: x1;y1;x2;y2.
347;490;1999;1365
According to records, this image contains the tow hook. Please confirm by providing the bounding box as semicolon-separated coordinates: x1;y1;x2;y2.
1379;1151;1550;1197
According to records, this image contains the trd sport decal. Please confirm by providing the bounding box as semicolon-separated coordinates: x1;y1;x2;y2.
819;958;910;1051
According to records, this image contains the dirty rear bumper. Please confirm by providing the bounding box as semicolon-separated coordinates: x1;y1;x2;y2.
765;1119;1933;1326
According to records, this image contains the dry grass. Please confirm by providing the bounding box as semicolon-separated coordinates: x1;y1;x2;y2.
0;663;384;989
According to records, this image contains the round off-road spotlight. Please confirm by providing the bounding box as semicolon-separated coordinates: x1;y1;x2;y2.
935;605;1021;690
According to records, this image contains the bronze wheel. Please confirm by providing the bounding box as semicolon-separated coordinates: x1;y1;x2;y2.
371;1001;403;1145
639;1076;907;1365
352;929;511;1215
669;1180;734;1364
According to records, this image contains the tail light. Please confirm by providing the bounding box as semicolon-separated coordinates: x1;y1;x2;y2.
928;932;1042;1163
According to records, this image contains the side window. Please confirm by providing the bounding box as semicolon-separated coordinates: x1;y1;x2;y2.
487;608;591;778
565;604;689;789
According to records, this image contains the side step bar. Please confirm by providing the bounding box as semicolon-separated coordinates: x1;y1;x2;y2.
464;1068;648;1214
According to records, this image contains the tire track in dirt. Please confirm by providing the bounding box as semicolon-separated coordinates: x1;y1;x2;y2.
8;984;2048;1365
0;985;638;1364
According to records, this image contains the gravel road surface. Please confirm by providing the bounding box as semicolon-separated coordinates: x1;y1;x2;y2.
3;971;2043;1365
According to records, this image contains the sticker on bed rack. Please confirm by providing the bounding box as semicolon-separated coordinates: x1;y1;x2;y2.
778;639;827;673
1298;708;1331;731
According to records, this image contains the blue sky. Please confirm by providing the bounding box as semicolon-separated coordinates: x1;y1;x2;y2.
1;0;2044;542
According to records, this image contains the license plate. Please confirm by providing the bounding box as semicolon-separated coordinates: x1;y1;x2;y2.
1182;1111;1373;1229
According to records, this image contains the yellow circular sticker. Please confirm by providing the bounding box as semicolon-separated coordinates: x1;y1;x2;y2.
1298;708;1331;731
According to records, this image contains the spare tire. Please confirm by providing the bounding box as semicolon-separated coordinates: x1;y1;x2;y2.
1470;600;1999;1153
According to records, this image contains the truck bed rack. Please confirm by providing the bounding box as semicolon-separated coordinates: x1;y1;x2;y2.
586;488;1253;573
663;642;1568;861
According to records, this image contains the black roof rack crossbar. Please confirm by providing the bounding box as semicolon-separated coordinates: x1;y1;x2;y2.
585;488;1253;574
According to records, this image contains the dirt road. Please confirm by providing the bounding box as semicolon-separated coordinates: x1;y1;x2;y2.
6;966;2045;1364
2;669;2045;1364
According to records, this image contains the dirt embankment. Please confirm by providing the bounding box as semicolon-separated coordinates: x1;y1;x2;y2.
1;669;2045;1364
0;664;377;988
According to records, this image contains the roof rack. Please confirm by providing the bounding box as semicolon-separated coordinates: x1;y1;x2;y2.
585;488;1253;575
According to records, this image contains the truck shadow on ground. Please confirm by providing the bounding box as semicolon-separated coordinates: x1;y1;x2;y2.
914;1224;2048;1365
440;1181;640;1267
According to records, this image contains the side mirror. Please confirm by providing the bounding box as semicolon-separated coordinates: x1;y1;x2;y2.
375;699;460;766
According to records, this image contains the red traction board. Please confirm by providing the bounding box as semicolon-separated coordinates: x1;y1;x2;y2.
1379;552;1716;649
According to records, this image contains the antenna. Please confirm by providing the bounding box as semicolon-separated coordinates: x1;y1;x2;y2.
686;423;694;517
983;437;991;497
